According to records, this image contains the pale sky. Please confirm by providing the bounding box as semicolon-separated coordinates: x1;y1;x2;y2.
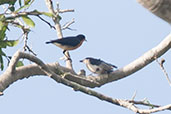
0;0;171;114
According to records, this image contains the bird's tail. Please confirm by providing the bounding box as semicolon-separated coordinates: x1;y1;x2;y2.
111;64;117;68
106;62;117;68
45;41;51;44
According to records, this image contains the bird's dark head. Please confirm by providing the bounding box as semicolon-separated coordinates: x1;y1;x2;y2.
80;57;94;64
84;57;102;65
76;34;87;41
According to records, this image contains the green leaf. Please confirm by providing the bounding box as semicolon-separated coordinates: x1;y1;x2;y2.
0;40;19;48
24;0;31;5
0;41;7;48
16;0;34;12
15;4;30;12
16;61;24;67
22;16;35;27
9;6;15;12
0;48;6;56
0;14;5;21
41;12;53;17
0;21;7;40
5;40;19;47
0;0;17;5
0;55;4;70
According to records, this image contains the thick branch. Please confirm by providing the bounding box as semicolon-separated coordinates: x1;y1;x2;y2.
0;51;171;114
1;34;170;89
137;0;171;23
64;33;171;87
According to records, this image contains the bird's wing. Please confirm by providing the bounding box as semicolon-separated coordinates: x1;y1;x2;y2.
104;62;117;68
89;58;102;65
99;61;117;72
48;37;80;47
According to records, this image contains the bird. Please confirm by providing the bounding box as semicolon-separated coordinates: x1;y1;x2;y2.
80;57;117;75
46;34;86;59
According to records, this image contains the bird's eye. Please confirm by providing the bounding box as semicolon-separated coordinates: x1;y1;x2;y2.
96;68;100;71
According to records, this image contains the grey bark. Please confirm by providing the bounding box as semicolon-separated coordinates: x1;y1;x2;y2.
137;0;171;23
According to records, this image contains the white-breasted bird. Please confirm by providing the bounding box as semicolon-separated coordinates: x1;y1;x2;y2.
80;57;117;75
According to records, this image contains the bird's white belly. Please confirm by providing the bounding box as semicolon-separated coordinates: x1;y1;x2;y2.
87;64;100;73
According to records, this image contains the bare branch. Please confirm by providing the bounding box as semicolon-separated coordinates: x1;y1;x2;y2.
1;51;171;114
155;58;171;86
4;33;170;89
3;34;170;89
45;0;62;38
44;0;56;14
131;91;137;100
0;91;3;96
7;50;21;73
129;100;171;110
59;9;74;13
5;11;42;20
25;45;37;56
61;33;171;87
45;0;73;70
137;0;171;24
137;104;171;113
89;33;171;85
62;18;76;30
37;15;55;29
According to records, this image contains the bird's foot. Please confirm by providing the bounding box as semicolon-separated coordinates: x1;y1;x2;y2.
66;57;72;62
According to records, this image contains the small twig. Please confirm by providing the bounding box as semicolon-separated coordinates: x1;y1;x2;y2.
5;11;40;20
23;32;28;51
56;2;60;13
129;100;171;111
25;45;37;56
0;91;3;96
131;90;137;100
37;15;55;29
155;58;171;86
62;18;76;30
59;9;74;13
7;20;25;28
22;30;37;56
6;10;56;30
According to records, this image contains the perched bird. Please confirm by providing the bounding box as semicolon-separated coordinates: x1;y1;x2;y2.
46;34;86;59
80;57;117;75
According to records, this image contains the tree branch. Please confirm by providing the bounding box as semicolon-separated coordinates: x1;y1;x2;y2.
155;58;171;86
5;0;170;88
137;0;171;24
64;33;171;87
59;9;74;13
62;18;75;30
1;34;170;90
1;0;170;113
45;0;73;70
37;15;56;29
0;51;171;114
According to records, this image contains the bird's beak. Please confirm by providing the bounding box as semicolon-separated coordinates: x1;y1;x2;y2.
80;60;83;62
84;39;87;42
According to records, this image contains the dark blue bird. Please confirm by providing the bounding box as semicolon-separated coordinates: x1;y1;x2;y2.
80;57;117;74
46;34;86;59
